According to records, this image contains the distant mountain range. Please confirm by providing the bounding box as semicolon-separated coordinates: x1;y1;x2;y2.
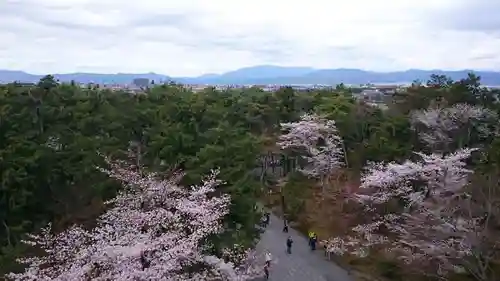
2;65;500;85
0;70;169;85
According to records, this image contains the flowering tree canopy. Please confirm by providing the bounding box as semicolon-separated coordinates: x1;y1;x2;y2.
323;148;495;278
7;156;262;281
410;103;497;151
277;113;345;185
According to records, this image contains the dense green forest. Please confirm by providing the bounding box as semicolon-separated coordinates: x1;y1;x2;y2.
1;73;500;280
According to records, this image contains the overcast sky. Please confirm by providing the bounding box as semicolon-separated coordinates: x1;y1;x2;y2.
1;0;500;76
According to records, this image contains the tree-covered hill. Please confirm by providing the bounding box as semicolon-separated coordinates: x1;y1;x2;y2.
1;73;500;280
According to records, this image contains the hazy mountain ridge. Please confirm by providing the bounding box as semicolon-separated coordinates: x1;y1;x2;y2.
2;66;500;85
0;71;169;85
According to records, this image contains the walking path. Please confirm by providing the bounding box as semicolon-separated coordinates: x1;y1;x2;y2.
253;214;353;281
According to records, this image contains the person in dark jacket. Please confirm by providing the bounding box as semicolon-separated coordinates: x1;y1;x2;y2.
264;212;270;227
264;264;270;280
286;236;293;254
282;218;289;233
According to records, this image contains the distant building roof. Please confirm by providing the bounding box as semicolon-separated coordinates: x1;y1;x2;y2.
361;89;381;95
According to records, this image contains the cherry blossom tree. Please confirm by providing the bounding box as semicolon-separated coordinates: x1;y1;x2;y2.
323;148;498;280
277;113;345;190
6;155;263;281
410;103;497;152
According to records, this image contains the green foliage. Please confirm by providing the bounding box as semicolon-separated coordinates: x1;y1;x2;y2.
282;172;311;220
376;260;404;280
315;93;413;168
2;72;500;280
0;80;269;275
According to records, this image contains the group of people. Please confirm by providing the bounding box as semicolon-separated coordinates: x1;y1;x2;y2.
259;211;320;279
284;230;317;255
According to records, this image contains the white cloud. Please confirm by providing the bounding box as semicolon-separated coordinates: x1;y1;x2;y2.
1;0;499;76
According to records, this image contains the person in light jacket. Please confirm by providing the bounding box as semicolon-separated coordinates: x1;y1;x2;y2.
264;251;272;267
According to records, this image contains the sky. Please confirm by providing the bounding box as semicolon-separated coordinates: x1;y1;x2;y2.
1;0;500;76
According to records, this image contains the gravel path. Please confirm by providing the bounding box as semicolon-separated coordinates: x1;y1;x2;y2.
252;214;353;281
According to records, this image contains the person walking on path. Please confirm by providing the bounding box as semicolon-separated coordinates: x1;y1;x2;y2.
263;212;270;228
264;251;273;267
286;236;293;254
264;263;270;280
282;218;288;233
308;231;314;248
323;242;329;258
311;233;318;251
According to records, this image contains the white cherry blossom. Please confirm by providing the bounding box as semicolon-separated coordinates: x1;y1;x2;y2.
7;155;263;281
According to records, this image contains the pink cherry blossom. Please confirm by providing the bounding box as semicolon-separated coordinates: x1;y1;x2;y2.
7;155;263;281
277;113;345;189
410;103;497;151
323;148;494;279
